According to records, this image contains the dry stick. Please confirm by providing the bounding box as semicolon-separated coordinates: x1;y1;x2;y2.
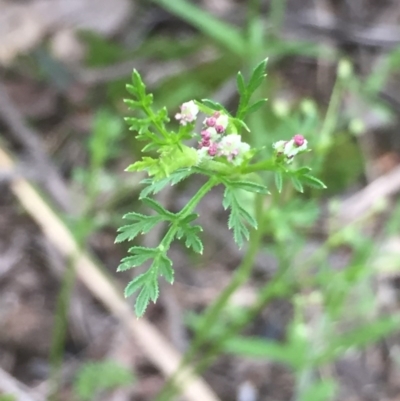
0;367;42;401
338;164;400;223
0;146;220;401
0;81;71;212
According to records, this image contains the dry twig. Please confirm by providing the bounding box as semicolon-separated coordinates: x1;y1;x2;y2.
339;164;400;222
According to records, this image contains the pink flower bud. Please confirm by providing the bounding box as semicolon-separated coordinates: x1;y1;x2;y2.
202;138;210;147
205;117;216;127
215;125;225;133
201;130;211;140
293;134;305;147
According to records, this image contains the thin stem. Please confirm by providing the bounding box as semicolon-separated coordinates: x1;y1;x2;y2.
142;104;170;139
242;158;276;174
155;193;265;401
158;177;219;251
314;66;343;170
269;0;287;37
187;193;264;355
194;263;292;370
48;251;80;400
178;176;219;218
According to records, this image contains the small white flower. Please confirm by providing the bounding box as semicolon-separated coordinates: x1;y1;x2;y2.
283;138;308;158
197;146;210;160
272;140;287;153
218;134;250;165
215;113;229;130
175;100;199;125
201;127;219;142
272;135;308;163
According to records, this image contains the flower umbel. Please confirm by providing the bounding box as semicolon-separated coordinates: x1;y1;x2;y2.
196;110;250;165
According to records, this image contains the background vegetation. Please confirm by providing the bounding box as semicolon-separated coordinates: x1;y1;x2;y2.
1;0;400;400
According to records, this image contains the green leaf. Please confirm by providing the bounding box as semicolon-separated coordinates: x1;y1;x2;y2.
141;197;176;219
125;157;159;175
237;205;257;229
117;251;155;271
147;276;159;302
275;171;283;193
228;211;250;247
299;380;336;401
180;213;199;224
158;254;174;284
294;166;312;175
200;99;229;113
231;118;251;133
223;186;256;248
228;179;269;194
176;222;204;254
291;176;304;193
139;168;192;199
124;273;150;298
169;168;193;184
301;175;327;189
243;98;267;116
135;287;151;317
222;186;233;210
236;72;246;95
124;99;142;109
115;215;161;243
184;226;204;254
132;145;197;180
151;0;245;56
224;336;296;365
125;84;138;97
318;317;400;364
131;69;146;97
74;360;134;401
247;58;268;95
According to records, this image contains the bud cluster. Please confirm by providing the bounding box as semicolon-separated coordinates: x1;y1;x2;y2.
273;134;308;163
175;101;251;166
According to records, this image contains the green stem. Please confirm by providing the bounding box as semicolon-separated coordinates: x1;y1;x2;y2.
155;193;265;401
158;177;219;251
188;193;264;353
49;250;80;400
194;262;293;370
314;68;343;168
143;104;170;139
242;158;276;174
269;0;287;37
178;176;219;218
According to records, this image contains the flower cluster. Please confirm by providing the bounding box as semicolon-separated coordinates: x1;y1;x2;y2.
273;134;308;163
175;101;251;166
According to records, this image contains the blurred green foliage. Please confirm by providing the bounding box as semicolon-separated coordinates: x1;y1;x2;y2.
73;360;134;401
